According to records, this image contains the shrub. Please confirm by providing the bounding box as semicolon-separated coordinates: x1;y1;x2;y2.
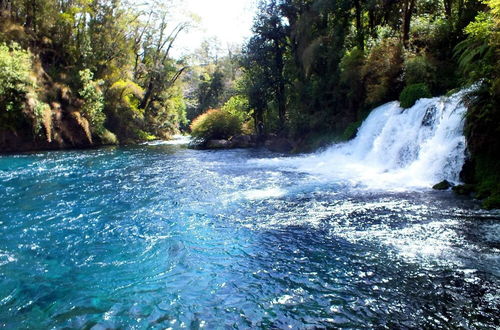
341;119;363;141
399;83;431;109
221;95;252;123
99;129;118;145
190;109;242;140
33;99;50;136
134;129;156;141
362;38;404;107
0;42;34;129
404;54;437;86
79;69;105;135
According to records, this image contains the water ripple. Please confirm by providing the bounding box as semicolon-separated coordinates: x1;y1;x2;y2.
0;145;498;328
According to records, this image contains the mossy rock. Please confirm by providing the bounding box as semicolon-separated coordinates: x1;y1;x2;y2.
452;184;475;196
433;180;452;190
399;83;432;109
482;193;500;210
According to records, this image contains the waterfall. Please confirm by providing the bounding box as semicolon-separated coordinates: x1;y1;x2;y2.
254;91;468;189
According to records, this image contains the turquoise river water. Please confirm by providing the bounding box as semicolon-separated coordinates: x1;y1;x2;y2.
0;140;499;329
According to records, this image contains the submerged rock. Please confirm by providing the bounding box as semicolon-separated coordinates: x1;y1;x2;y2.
433;180;453;190
188;135;258;150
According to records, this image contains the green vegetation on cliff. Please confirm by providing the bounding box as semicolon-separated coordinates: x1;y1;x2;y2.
0;0;188;150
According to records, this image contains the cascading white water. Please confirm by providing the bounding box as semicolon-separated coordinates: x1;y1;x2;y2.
254;91;468;189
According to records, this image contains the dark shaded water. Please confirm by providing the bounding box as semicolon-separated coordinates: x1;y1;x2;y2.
0;141;499;329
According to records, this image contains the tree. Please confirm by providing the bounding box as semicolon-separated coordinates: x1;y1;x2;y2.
243;0;287;131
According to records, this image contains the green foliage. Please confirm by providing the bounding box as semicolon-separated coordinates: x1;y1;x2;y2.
473;154;500;209
362;38;405;107
404;54;437;86
78;69;105;135
0;0;192;146
454;3;497;84
99;129;118;145
33;100;50;136
454;0;500;209
341;120;363;141
104;79;144;141
221;95;252;123
190;109;242;140
0;42;33;129
134;129;157;141
399;83;432;108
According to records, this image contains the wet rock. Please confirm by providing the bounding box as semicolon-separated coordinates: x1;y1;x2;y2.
452;184;475;196
206;139;231;149
230;135;256;148
187;138;204;149
432;180;453;190
265;137;294;153
459;157;475;183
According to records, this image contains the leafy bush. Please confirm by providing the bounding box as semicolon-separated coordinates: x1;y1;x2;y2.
79;69;105;135
134;129;156;141
340;47;365;113
362;38;404;107
221;95;251;122
33;100;50;136
99;129;118;145
399;83;431;109
190;109;242;140
404;54;437;86
0;42;34;129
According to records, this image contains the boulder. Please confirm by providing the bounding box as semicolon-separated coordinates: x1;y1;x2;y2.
432;180;452;190
459;157;475;183
230;135;256;148
265;137;294;153
206;139;231;149
452;184;475;196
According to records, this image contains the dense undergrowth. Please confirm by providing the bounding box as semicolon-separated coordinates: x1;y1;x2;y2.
0;1;188;149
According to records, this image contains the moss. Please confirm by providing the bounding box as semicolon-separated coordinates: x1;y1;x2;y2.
399;83;432;109
433;180;452;190
452;184;475;195
341;120;363;141
482;193;500;210
473;154;500;209
293;131;340;153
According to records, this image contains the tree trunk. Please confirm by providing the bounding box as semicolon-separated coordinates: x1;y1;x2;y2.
402;0;416;48
354;0;364;51
443;0;452;18
274;39;286;131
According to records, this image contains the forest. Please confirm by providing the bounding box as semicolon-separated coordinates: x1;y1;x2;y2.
0;0;498;207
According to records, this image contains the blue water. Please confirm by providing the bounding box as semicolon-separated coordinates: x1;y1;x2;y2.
0;142;499;328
